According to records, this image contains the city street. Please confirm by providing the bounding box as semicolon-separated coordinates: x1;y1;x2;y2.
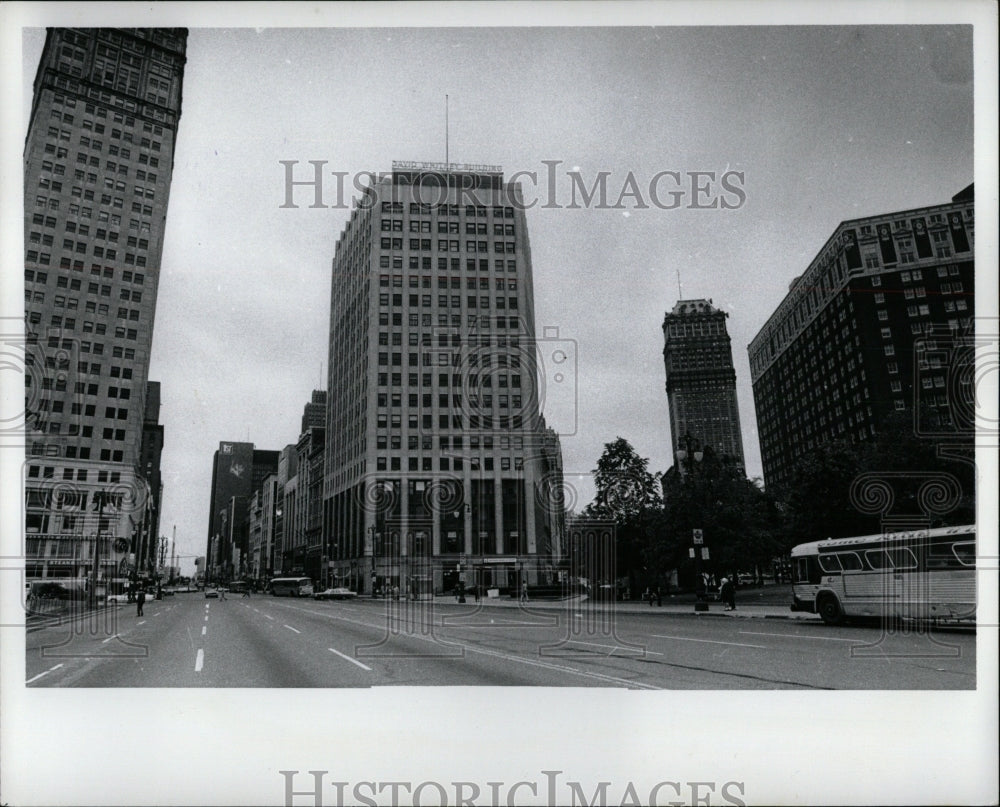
26;592;976;689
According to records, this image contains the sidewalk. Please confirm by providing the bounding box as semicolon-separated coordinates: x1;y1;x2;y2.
434;593;821;621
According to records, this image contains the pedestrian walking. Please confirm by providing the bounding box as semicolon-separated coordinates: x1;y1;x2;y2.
242;583;250;598
719;577;735;611
656;587;662;607
473;584;480;603
219;586;226;600
136;587;145;617
520;580;529;603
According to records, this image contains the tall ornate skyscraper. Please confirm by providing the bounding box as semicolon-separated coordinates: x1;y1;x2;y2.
23;28;187;582
662;298;745;467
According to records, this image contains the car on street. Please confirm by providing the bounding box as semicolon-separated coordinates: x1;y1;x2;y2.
204;588;220;599
313;587;357;601
106;593;130;604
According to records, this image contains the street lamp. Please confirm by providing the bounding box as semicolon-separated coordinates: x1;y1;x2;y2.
676;433;708;613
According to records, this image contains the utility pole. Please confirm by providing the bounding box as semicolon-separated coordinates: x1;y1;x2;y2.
90;490;106;607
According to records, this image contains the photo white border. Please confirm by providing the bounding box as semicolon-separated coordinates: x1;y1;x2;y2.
1;2;997;805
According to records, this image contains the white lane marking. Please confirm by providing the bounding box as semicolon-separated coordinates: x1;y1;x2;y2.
205;604;210;610
253;608;260;613
283;624;301;634
274;600;660;689
137;621;146;625
26;663;64;684
152;612;161;617
328;647;372;671
195;648;204;672
201;626;207;636
101;634;119;644
739;630;858;643
565;639;663;657
204;615;208;621
651;633;767;649
264;614;274;621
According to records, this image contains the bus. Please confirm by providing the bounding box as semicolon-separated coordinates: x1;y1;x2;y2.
790;524;976;625
269;577;314;597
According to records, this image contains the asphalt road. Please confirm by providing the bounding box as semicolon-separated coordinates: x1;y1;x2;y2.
25;592;976;689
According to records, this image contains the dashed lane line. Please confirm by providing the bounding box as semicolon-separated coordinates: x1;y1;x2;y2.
101;634;119;644
26;663;63;684
283;625;301;634
201;626;206;636
195;648;204;672
328;647;372;671
136;621;146;625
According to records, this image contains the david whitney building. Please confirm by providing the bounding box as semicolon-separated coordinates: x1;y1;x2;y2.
321;162;566;596
23;28;186;583
749;185;974;488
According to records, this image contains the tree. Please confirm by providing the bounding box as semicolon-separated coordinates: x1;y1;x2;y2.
584;437;662;521
661;447;782;586
582;438;664;593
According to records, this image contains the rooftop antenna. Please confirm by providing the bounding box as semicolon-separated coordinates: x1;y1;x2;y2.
676;268;683;301
319;360;323;389
445;94;449;168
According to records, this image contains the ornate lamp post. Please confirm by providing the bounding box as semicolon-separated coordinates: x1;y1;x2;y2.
676;433;708;612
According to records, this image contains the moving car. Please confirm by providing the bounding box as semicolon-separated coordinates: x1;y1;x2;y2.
204;588;219;599
313;587;357;601
106;593;130;604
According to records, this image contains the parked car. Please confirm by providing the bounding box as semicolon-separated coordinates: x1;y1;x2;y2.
106;593;130;604
204;588;219;599
313;587;357;601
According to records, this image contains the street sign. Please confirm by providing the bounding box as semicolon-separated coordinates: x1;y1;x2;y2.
693;529;703;545
701;547;710;560
688;547;695;558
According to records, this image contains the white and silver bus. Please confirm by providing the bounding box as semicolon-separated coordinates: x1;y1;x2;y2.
790;524;976;625
269;577;314;597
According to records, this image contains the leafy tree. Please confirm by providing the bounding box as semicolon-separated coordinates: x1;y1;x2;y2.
582;438;664;593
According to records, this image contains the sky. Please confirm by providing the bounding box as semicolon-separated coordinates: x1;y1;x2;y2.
18;25;975;575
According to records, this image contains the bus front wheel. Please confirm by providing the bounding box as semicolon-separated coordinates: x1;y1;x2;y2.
817;594;843;626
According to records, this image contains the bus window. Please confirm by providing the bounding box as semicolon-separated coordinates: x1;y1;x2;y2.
952;542;976;567
885;547;918;569
793;556;821;585
837;552;863;571
864;549;891;570
818;554;842;574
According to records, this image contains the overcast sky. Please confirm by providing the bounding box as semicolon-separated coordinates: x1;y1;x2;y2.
20;25;974;574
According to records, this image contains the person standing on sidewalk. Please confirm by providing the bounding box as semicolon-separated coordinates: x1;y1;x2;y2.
136;587;145;617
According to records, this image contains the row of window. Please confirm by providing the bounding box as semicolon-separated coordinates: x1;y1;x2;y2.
379;256;518;273
380;237;516;254
381;218;516;236
381;202;515;218
375;455;524;473
380;275;517;291
31;212;153;235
